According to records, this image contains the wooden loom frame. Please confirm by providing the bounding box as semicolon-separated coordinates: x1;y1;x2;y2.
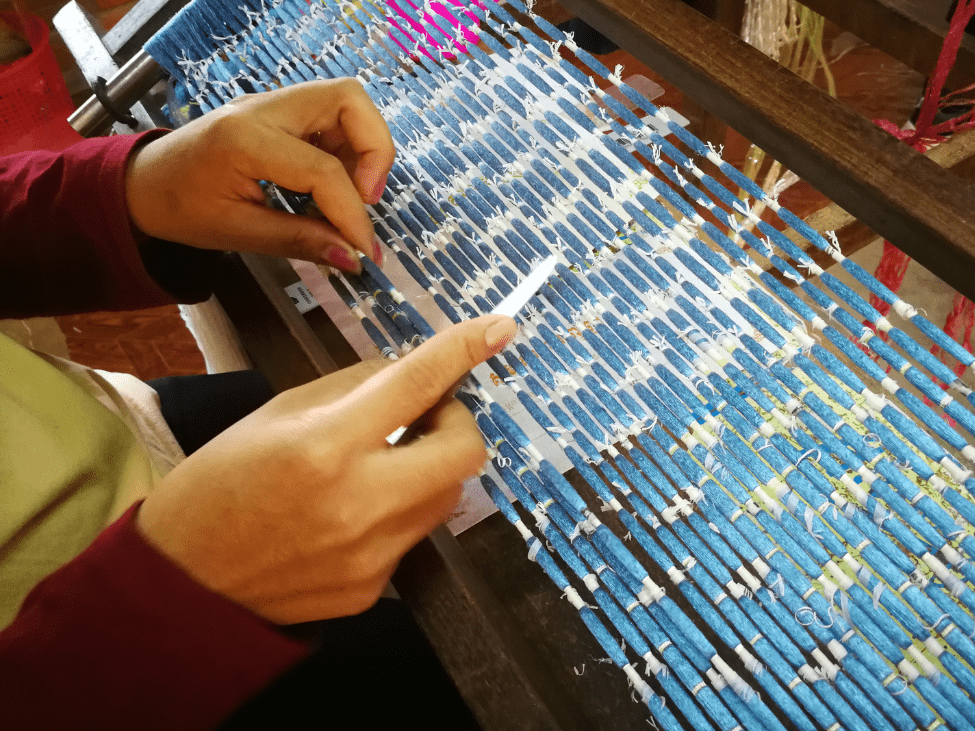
54;0;975;727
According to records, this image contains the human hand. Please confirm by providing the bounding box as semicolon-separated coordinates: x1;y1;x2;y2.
136;315;518;624
124;79;395;273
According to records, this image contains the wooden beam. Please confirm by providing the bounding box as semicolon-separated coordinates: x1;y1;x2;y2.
697;0;748;32
394;527;587;731
556;0;975;303
240;255;361;373
209;254;331;394
680;0;746;144
798;0;975;91
781;126;975;281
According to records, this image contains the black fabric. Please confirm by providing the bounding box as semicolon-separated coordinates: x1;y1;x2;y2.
555;18;618;54
149;370;276;456
217;599;481;730
137;239;224;305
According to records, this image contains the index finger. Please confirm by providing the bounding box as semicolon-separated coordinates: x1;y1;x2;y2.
248;132;378;258
322;81;396;204
333;315;518;442
269;79;395;204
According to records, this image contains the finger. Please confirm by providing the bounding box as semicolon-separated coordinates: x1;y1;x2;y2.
335;315;518;441
182;201;365;271
400;371;472;440
375;486;467;552
269;79;395;204
239;131;377;260
318;86;395;204
335;404;478;551
390;400;487;505
358;472;464;560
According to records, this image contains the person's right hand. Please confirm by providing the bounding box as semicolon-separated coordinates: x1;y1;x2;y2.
136;315;517;624
125;79;395;272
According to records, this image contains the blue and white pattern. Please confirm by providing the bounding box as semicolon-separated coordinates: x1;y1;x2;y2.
147;1;975;727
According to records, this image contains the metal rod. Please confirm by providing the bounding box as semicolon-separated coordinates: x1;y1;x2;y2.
69;50;165;137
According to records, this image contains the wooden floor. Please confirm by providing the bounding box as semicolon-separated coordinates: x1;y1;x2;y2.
55;305;206;379
53;14;925;378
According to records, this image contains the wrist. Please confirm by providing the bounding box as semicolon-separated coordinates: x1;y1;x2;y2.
122;130;222;302
123;129;170;242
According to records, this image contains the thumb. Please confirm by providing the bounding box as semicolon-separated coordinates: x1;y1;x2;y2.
338;315;518;441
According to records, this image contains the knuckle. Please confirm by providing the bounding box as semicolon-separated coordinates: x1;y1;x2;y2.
448;403;480;440
461;337;483;371
453;427;489;474
274;428;344;486
320;502;364;557
204;109;242;143
334;76;365;97
200;111;256;160
305;437;345;483
345;583;384;615
222;93;251;111
460;431;489;468
444;482;465;512
314;153;346;180
346;543;390;587
272;439;320;484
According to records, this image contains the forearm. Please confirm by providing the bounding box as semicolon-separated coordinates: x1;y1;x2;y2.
0;133;221;319
0;503;309;731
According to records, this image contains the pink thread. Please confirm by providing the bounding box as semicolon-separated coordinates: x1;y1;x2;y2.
869;0;975;391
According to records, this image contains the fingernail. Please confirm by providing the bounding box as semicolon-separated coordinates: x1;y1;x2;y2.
323;245;362;273
484;317;518;354
370;174;387;204
372;235;384;268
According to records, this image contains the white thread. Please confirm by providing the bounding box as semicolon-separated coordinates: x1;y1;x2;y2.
795;449;821;468
862;433;882;448
872;583;885;610
527;538;543;562
795;607;815;626
888;674;909;696
924;613;952;633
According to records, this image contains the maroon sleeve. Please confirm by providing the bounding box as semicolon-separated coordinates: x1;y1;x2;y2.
0;133;221;319
0;502;309;730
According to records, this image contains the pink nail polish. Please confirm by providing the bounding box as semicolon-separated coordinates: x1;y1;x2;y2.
372;236;384;267
370;174;387;204
324;246;361;273
484;317;518;355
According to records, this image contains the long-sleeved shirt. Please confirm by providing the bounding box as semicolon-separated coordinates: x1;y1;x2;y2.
0;133;308;730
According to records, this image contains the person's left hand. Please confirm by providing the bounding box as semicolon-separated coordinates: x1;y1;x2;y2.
124;79;395;272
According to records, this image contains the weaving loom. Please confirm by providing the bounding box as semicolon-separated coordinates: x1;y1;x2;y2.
95;0;975;728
